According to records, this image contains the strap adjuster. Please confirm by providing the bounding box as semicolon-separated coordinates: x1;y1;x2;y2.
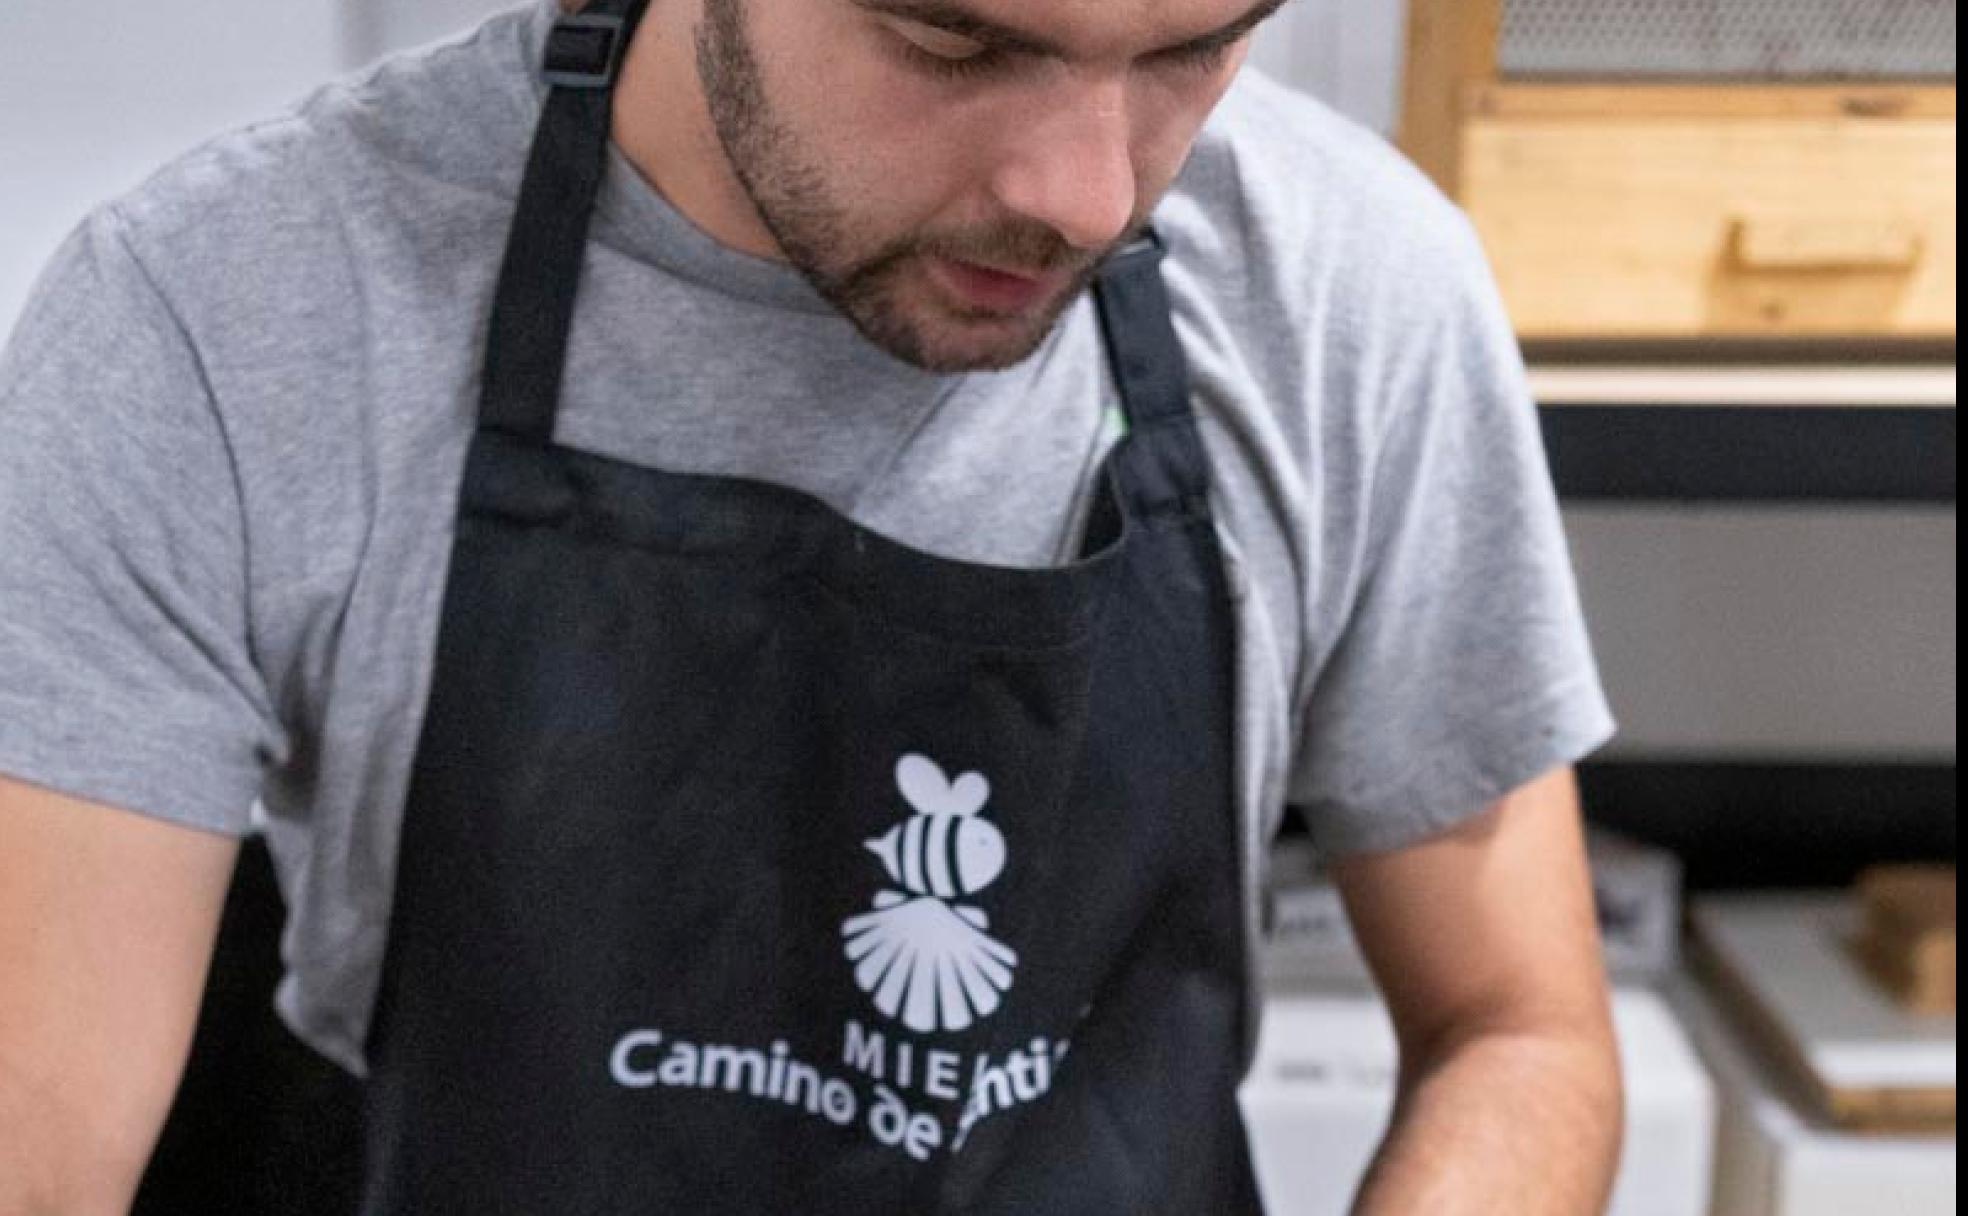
543;14;628;90
1098;226;1166;281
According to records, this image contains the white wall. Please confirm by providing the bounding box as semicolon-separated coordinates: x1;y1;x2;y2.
1247;0;1409;135
338;0;531;62
0;0;353;327
0;0;1955;765
1571;508;1956;759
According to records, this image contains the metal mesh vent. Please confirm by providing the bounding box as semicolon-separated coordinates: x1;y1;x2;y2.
1499;0;1958;80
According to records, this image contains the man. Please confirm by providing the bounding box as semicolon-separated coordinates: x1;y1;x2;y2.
0;0;1623;1211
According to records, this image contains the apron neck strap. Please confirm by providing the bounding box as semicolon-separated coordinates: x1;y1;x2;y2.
1090;233;1215;516
480;0;652;444
1092;231;1193;435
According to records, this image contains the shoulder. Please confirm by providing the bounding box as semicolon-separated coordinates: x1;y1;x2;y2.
1161;68;1495;348
1154;67;1529;483
99;7;540;322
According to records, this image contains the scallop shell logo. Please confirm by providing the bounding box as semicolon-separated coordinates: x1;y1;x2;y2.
841;754;1019;1034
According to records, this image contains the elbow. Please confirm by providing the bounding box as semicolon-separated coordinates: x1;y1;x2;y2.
1400;1002;1629;1177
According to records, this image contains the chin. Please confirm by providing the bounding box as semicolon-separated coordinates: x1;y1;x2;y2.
860;286;1082;373
903;324;1055;374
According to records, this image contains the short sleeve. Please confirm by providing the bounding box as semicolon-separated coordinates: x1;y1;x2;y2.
0;207;285;836
1288;215;1616;857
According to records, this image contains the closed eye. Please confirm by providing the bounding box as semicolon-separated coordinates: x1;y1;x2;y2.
885;19;1009;80
887;19;1243;84
1151;37;1241;75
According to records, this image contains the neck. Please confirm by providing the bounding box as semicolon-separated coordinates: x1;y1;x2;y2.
610;1;786;261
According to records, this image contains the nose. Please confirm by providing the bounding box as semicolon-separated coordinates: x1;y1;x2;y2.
988;78;1138;254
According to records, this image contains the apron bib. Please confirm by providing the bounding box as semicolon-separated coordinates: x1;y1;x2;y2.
359;2;1260;1210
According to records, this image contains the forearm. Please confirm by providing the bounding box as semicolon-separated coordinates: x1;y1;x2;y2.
1350;1026;1624;1216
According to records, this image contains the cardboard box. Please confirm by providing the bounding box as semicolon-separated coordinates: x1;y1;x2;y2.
1854;867;1957;1016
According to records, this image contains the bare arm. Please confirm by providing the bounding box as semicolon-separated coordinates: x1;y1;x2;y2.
0;774;238;1215
1333;765;1623;1216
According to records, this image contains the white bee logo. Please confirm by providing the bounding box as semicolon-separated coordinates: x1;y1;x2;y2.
842;754;1019;1034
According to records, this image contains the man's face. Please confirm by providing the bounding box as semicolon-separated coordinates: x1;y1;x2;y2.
694;0;1278;372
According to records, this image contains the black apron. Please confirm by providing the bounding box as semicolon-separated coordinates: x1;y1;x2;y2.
359;2;1261;1211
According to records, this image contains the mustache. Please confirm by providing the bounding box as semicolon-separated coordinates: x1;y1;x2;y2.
919;226;1078;274
908;216;1149;276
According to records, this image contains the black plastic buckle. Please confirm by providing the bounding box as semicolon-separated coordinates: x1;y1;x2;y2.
543;14;628;90
1098;226;1166;279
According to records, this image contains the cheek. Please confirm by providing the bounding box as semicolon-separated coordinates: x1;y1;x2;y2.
777;50;980;221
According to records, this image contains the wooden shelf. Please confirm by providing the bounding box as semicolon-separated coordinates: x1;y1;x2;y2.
1532;364;1957;409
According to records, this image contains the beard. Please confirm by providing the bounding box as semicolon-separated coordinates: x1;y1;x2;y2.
692;0;1129;372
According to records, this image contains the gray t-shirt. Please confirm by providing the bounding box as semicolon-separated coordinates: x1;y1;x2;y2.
0;1;1613;1075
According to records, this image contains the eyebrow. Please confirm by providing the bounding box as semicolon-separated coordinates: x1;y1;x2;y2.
846;0;1293;60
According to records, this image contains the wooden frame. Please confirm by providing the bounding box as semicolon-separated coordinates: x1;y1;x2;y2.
1470;83;1958;122
1397;0;1500;193
1397;0;1959;343
1398;0;1959;189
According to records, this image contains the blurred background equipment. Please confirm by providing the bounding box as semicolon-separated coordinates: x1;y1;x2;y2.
1240;988;1718;1216
1691;889;1956;1134
1853;866;1959;1017
1261;830;1684;988
1671;964;1957;1216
